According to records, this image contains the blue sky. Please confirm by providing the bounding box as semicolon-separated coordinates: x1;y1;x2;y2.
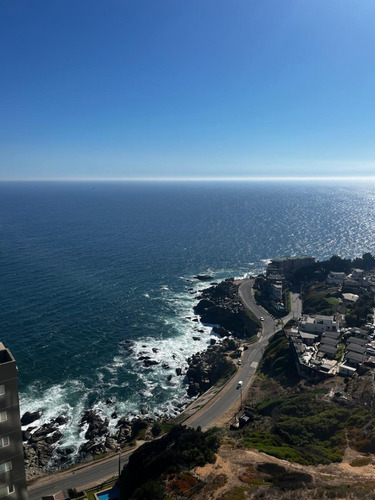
1;0;375;180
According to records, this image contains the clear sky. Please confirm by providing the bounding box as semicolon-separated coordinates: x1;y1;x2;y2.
1;0;375;180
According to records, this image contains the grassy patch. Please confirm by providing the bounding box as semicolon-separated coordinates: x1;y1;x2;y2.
325;296;340;306
259;330;300;386
350;457;372;467
244;308;261;328
242;392;351;465
303;284;341;315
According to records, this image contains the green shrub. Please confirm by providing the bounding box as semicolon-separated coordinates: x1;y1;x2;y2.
117;425;220;499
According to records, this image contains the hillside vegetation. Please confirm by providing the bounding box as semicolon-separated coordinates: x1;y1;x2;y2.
117;425;220;499
237;332;375;466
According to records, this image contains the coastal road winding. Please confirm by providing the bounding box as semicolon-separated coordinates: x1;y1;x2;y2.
185;279;277;430
186;280;301;430
27;280;301;497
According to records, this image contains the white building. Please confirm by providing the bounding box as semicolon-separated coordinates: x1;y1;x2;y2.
326;271;346;286
299;315;339;334
351;269;365;281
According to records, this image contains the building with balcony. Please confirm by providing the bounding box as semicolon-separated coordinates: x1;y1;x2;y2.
0;343;28;499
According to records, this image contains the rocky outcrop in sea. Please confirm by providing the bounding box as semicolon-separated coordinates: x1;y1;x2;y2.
186;336;239;396
194;278;259;338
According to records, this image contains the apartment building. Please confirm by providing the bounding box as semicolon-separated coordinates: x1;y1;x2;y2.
0;343;27;500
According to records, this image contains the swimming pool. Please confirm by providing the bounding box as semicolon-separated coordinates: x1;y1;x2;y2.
95;487;119;500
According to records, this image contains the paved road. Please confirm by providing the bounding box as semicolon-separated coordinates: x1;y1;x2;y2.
28;280;301;497
187;280;278;430
187;280;302;430
28;450;130;499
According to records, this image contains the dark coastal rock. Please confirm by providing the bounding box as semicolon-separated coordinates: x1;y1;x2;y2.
167;374;173;381
143;359;159;367
55;446;75;456
105;436;118;451
162;363;170;369
22;430;32;442
111;411;118;419
79;440;106;457
210;338;216;345
115;418;147;443
187;382;200;397
185;340;238;396
194;275;214;281
45;430;63;444
116;426;132;443
21;411;42;426
152;348;159;353
116;416;129;428
81;410;109;440
30;423;58;442
212;326;230;337
194;278;259;338
106;398;114;406
194;299;216;315
176;368;183;376
53;415;69;426
24;435;56;468
120;340;134;353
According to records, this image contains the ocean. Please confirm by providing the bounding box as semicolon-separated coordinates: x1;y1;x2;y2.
0;180;374;462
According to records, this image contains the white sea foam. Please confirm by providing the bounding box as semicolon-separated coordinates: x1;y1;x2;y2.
20;266;264;467
20;379;90;466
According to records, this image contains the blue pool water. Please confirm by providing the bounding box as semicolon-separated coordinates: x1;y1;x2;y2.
96;487;119;500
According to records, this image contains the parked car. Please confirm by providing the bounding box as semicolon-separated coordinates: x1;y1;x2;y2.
260;316;264;321
237;360;242;365
237;381;243;388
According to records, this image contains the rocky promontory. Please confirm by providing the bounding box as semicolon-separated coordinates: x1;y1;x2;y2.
186;337;239;396
194;278;260;338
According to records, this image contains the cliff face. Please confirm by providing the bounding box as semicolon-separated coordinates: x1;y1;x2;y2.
194;279;259;338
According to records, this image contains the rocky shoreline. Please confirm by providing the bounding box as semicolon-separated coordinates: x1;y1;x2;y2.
23;277;256;481
194;278;260;338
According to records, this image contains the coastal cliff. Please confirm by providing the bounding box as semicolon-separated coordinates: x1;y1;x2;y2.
194;278;260;338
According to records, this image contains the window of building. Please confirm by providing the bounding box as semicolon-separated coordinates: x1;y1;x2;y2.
0;462;12;474
0;437;9;448
0;386;4;396
0;485;14;497
0;412;6;423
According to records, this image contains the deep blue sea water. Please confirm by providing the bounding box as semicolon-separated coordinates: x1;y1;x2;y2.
1;180;375;461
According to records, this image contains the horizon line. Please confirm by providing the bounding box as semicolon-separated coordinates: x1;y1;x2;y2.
1;175;375;183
